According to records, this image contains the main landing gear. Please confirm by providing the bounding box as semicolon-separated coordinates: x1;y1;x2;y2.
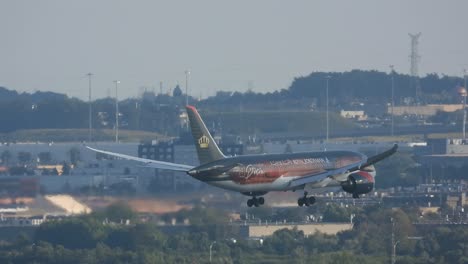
247;197;265;207
297;192;316;207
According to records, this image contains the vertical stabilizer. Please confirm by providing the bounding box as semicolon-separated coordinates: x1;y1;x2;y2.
186;105;225;164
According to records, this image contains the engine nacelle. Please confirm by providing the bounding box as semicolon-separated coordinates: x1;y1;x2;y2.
341;171;375;197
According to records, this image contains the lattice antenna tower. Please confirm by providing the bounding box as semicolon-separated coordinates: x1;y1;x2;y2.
409;32;422;103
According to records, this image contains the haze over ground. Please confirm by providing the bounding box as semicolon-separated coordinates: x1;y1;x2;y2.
1;0;467;100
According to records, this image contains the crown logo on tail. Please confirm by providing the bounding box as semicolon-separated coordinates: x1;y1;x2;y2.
198;135;210;148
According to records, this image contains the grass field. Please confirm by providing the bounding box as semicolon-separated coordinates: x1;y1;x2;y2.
0;112;460;143
203;111;357;137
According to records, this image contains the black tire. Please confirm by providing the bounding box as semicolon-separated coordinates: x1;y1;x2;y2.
258;197;265;205
297;198;304;207
247;199;253;207
254;199;259;207
308;196;316;205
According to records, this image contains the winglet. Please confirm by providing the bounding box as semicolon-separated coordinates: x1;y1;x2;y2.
362;144;398;168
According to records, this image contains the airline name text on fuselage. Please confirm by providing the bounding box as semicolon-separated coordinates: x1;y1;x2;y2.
235;165;265;179
234;157;332;179
270;158;331;167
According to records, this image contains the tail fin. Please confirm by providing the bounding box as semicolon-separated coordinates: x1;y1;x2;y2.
186;105;225;164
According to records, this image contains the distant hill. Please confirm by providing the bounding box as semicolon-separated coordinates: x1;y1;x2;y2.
0;87;67;103
200;70;465;112
288;70;463;104
0;70;464;136
0;87;20;102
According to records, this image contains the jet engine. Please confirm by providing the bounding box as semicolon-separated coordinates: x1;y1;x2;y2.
341;170;375;198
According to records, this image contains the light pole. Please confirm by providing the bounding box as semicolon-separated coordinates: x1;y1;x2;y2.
392;240;400;264
391;217;396;264
390;65;395;137
392;237;423;264
391;218;423;264
458;82;467;140
114;80;120;143
87;73;93;142
209;241;216;263
464;69;467;91
185;70;190;106
464;69;467;139
463;93;467;140
325;76;331;144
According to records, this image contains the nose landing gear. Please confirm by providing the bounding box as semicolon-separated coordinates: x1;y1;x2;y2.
297;192;316;207
247;196;265;207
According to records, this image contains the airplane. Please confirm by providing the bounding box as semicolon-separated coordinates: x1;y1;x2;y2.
87;105;398;207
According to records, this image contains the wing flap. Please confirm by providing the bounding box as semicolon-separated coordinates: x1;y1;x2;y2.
86;146;194;172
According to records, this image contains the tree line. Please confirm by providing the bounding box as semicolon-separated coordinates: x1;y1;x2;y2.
0;203;466;263
0;70;464;134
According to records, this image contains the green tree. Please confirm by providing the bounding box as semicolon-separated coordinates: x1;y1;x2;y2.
35;218;101;249
263;228;303;255
103;202;136;223
322;204;350;222
304;232;338;253
173;85;183;97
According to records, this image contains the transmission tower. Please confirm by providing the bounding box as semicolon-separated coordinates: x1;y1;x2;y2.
409;33;422;104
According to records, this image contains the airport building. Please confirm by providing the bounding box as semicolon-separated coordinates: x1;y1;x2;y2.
0;140;244;193
239;222;353;239
389;104;463;117
416;138;468;170
0;142;148;193
0;139;414;195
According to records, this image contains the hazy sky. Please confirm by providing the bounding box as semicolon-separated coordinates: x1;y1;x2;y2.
1;0;467;100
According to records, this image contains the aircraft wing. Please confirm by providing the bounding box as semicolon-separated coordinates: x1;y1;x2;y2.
288;144;398;188
86;146;195;172
288;161;365;188
357;143;398;168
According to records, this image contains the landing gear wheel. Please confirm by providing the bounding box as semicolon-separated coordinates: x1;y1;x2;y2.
298;198;304;207
253;198;259;207
298;192;316;207
352;193;360;199
247;196;265;207
308;196;316;205
258;197;265;205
